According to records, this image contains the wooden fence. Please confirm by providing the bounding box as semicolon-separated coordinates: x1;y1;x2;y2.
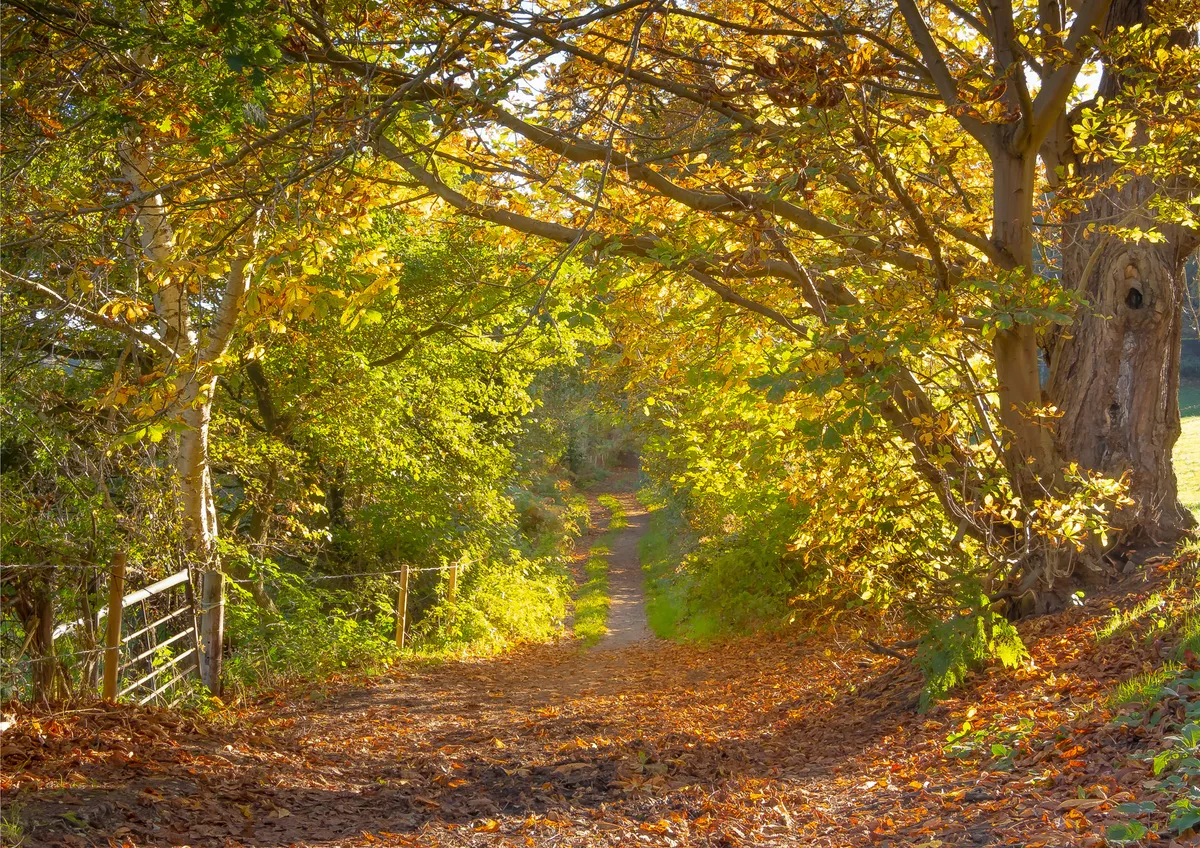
3;554;472;703
391;558;467;650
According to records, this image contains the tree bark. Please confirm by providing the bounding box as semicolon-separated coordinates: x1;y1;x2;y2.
1051;199;1197;543
30;589;56;704
1047;0;1198;544
992;151;1059;492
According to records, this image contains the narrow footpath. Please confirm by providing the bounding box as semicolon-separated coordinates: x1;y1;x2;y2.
6;509;1189;847
593;491;651;649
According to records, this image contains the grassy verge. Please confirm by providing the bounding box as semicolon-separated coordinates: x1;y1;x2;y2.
1178;378;1200;521
574;542;612;645
1099;571;1200;843
572;496;629;646
597;494;628;529
637;490;699;640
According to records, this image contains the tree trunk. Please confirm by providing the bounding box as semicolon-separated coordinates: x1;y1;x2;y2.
992;151;1059;491
120;133;238;696
238;459;280;614
1047;0;1198;545
1051;206;1197;543
30;588;55;704
988;146;1093;603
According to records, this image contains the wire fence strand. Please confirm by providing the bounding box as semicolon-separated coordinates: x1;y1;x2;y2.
299;560;478;581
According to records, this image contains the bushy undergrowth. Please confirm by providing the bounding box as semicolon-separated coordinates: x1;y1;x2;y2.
638;495;694;640
637;488;795;641
223;573;399;698
222;485;590;698
413;553;574;655
915;603;1028;710
638;486;1037;706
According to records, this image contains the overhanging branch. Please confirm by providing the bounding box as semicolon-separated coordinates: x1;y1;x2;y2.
3;270;177;360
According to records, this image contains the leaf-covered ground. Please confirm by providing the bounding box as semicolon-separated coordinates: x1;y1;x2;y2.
4;557;1198;847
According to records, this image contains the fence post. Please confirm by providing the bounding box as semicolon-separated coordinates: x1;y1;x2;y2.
185;573;202;685
102;552;126;700
447;560;458;605
395;564;409;650
81;570;101;691
198;569;224;697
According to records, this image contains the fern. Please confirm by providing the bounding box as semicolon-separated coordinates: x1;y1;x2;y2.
917;605;1028;711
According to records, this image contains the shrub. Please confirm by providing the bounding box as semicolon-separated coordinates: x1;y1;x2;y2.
413;553;573;654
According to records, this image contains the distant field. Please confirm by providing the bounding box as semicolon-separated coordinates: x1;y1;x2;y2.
1179;378;1200;520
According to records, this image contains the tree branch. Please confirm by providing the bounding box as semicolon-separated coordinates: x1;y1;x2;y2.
377;138;987;333
367;324;448;368
3;270;177;360
865;639;915;661
436;0;766;131
896;0;994;150
933;0;988;37
473;102;940;276
851;125;950;289
201;222;260;363
1025;0;1113;151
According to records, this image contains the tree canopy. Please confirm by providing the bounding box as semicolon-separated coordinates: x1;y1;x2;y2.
2;0;1198;702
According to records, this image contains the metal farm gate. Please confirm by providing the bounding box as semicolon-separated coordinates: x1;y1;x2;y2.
3;555;202;705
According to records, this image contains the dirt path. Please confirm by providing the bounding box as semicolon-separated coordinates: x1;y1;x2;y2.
6;559;1192;847
594;492;651;649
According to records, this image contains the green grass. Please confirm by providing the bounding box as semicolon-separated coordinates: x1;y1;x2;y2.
1164;584;1200;662
1103;583;1200;709
1;800;25;847
573;541;612;646
1178;378;1200;521
1107;664;1184;709
1095;592;1167;642
572;495;631;645
639;509;685;639
597;494;628;530
1177;609;1200;662
637;490;697;640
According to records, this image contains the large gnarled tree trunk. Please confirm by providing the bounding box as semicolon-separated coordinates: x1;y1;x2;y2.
1052;209;1197;543
1047;0;1198;545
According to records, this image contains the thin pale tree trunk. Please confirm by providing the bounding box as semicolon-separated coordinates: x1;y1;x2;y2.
118;135;256;696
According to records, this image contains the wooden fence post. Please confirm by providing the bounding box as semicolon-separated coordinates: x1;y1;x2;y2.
198;569;224;697
185;573;202;686
81;571;101;691
102;552;126;700
395;564;409;650
447;560;458;605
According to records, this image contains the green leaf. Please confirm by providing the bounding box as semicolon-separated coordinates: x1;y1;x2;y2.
1105;822;1147;845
